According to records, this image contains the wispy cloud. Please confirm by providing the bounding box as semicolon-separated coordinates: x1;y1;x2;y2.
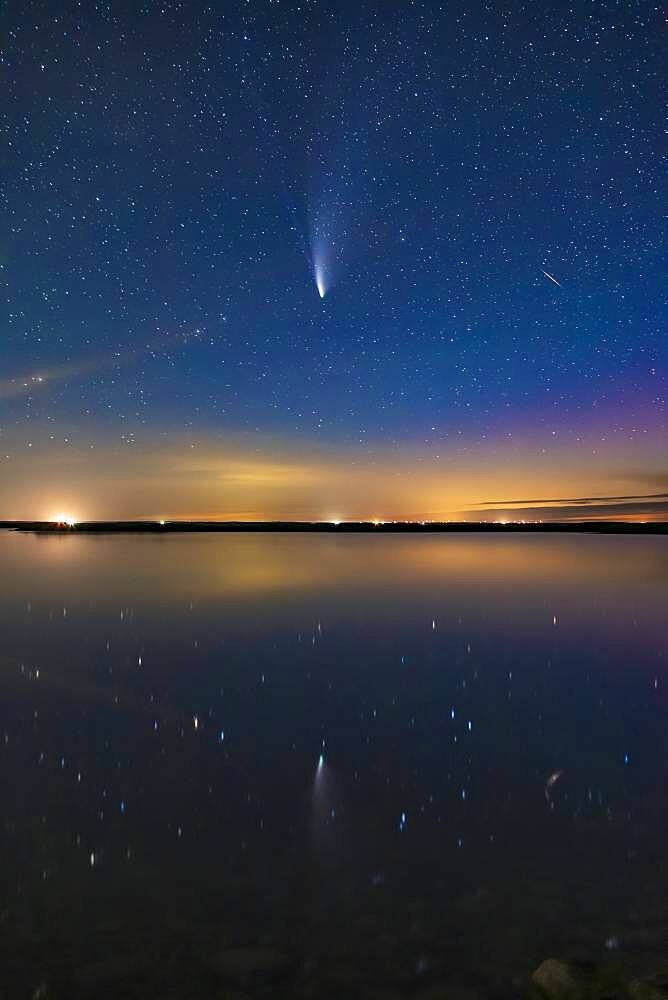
471;500;668;520
467;488;668;521
0;360;101;400
479;491;668;507
0;332;201;402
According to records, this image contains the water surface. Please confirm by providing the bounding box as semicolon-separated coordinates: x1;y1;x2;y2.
0;531;666;998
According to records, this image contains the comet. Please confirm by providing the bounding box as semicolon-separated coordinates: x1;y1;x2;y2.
541;269;562;288
314;262;327;299
310;234;333;300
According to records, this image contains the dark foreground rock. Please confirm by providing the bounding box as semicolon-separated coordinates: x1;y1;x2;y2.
532;959;668;1000
628;974;668;1000
532;959;587;1000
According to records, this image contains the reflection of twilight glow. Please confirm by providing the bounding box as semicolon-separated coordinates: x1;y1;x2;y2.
0;527;666;993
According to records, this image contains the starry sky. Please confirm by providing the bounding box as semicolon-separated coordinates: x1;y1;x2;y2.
1;0;665;521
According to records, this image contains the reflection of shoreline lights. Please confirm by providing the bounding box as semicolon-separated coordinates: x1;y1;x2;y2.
52;512;77;527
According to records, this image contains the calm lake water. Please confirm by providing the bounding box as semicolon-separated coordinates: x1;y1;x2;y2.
0;530;666;999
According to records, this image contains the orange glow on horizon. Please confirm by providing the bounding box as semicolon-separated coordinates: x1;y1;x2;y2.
0;428;661;524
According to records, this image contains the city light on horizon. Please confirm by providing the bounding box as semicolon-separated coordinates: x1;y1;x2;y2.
51;512;78;527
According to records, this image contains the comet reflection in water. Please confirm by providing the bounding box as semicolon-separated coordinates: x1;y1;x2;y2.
311;751;331;826
0;530;667;996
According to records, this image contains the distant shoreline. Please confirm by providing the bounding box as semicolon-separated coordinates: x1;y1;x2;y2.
1;520;667;535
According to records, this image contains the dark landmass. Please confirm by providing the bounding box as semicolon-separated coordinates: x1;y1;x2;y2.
1;520;667;535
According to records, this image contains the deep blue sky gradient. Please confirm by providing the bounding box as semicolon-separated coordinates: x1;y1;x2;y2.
1;0;665;518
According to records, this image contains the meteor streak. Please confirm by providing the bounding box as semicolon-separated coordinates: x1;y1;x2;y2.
541;269;562;288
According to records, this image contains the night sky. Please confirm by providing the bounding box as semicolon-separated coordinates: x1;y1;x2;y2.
1;0;665;521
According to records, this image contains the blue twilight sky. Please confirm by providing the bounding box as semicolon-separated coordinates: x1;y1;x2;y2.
0;0;665;520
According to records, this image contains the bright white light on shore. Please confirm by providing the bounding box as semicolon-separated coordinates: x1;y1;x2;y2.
53;512;77;527
159;519;165;526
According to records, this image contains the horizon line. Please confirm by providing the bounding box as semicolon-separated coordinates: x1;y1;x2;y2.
2;518;667;535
